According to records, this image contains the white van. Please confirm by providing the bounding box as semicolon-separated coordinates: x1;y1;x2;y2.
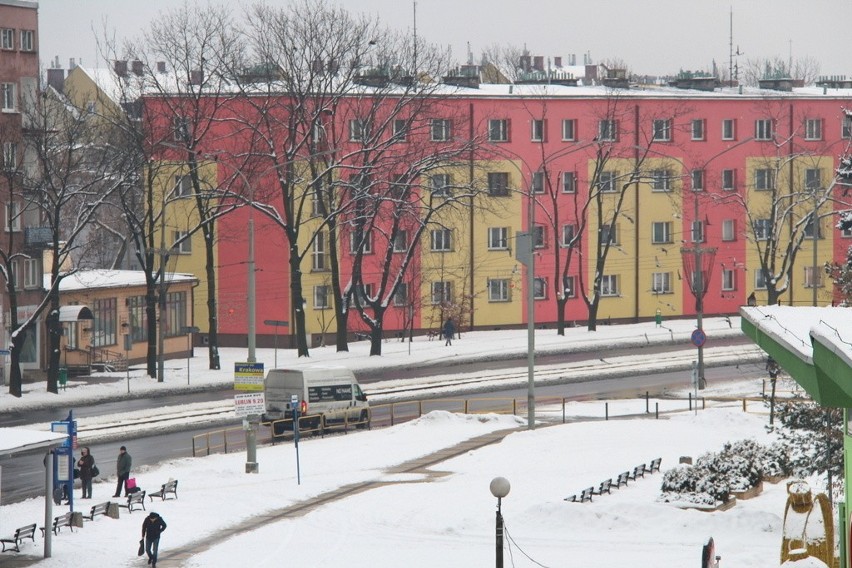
262;365;369;433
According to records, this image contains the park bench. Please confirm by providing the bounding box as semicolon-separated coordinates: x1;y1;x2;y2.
648;457;662;474
594;478;612;495
40;512;75;537
614;471;630;488
1;523;36;552
149;479;178;501
629;463;646;480
118;491;146;513
84;501;112;521
564;487;594;503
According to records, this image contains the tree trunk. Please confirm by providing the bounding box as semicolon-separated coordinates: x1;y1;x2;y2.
7;333;23;397
146;285;157;377
369;326;382;356
587;298;600;332
204;231;221;369
46;294;61;394
290;252;310;358
556;297;568;336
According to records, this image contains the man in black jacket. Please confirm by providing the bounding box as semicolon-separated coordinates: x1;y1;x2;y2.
142;511;167;567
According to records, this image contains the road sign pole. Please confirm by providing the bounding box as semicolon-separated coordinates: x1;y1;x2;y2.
263;320;288;369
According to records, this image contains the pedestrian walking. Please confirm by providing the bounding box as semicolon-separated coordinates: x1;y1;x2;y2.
443;317;455;346
77;446;95;499
141;511;167;567
113;446;132;498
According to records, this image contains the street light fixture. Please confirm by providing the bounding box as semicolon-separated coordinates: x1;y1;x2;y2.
489;476;510;568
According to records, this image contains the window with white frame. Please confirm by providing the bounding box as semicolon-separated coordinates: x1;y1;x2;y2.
533;225;546;248
487;172;510;196
844;114;852;139
755;118;773;140
23;258;39;289
0;29;13;50
651;221;672;244
430;228;452;252
805;118;823;141
314;285;330;309
600;274;619;296
722;219;736;241
350;119;370;141
562;275;576;298
173;175;192;197
534;277;548;300
599;119;617;141
722;169;737;191
804;266;823;288
562;119;577;141
391;119;408;142
753;219;772;241
531;119;545;142
1;83;16;111
488;119;509;142
172;230;191;253
172;116;189;142
755;269;768;290
805;168;822;191
6;201;20;232
431;119;451;141
2;142;15;170
349;231;373;254
310;185;322;217
531;171;545;194
722;118;736;140
691;169;704;191
691;220;705;243
8;259;18;289
393;230;408;252
722;269;736;291
651;169;671;191
431;281;452;304
392;282;409;306
600;224;618;245
652;119;672;141
488;278;511;302
562;171;576;193
430;173;452;197
312;232;328;270
19;30;33;52
691;119;705;141
755;168;775;191
651;272;672;294
599;170;617;193
488;227;509;250
561;224;577;247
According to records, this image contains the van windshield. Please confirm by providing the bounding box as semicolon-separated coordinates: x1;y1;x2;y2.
354;384;367;402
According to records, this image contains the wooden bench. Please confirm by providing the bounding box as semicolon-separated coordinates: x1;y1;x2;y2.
648;457;662;473
149;479;178;501
564;487;594;503
40;512;75;537
118;491;146;513
1;523;36;552
629;463;647;480
84;501;112;521
594;478;612;495
614;471;630;488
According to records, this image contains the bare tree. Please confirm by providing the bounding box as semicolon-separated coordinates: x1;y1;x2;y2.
741;56;821;87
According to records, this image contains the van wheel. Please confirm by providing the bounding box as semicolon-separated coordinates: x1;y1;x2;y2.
356;410;369;429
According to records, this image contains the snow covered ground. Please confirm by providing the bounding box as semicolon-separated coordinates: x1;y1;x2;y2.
0;317;810;566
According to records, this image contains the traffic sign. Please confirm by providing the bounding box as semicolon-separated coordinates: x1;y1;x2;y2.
234;362;265;391
691;329;707;347
0;349;10;356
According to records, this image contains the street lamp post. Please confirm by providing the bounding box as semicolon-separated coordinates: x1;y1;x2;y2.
489;477;510;568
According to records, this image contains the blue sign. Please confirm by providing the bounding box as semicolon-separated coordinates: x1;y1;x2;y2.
691;329;707;347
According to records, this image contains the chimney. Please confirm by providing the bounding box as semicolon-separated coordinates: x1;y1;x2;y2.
533;56;544;71
554;56;562;68
47;68;65;93
69;58;77;70
568;54;576;66
114;60;128;77
131;60;144;76
519;55;531;72
312;58;324;74
157;61;166;73
327;59;339;75
189;69;204;85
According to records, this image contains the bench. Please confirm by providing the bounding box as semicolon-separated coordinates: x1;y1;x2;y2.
40;512;75;537
118;491;146;513
1;523;36;552
84;501;112;521
564;487;594;503
149;479;178;501
648;457;662;474
614;471;630;488
629;463;646;480
594;478;612;495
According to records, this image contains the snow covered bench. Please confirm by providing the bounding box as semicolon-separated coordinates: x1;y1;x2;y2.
564;487;594;503
1;523;36;552
149;479;178;501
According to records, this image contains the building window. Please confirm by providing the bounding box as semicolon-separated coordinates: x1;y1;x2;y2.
431;281;452;304
843;224;852;239
755;118;773;140
91;297;117;347
391;119;408;142
651;221;672;244
392;230;408;252
652;119;672;142
600;274;619;296
430;228;452;252
0;29;13;50
531;171;545;194
313;285;330;309
164;291;187;338
754;219;772;241
843;115;852;139
600;224;618;245
722;119;736;140
1;83;16;112
172;116;189;142
691;119;705;141
488;279;511;302
310;185;322;217
128;296;148;342
562;119;577;141
23;258;39;289
353;283;374;305
172;230;191;254
722;269;736;291
804;266;823;288
431;119;451;142
531;119;545;142
350;119;370;141
8;259;18;290
755;169;775;191
2;142;16;170
488;119;509;142
534;277;548;300
691;169;704;191
487;172;510;196
599;119;618;141
651;272;672;294
19;30;34;52
805;168;822;191
533;225;546;249
562;276;576;299
312;232;328;270
6;201;20;232
722;169;737;191
599;170;617;193
487;227;509;250
805;118;823;141
722;219;736;241
173;175;192;197
562;171;576;193
392;282;409;307
691;220;705;243
349;231;373;254
804;217;822;239
755;269;768;290
651;169;672;192
561;224;577;247
429;173;452;197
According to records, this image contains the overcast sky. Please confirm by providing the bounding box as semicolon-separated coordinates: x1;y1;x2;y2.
38;0;852;77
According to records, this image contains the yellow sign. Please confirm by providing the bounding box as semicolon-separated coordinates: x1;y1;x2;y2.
234;362;264;392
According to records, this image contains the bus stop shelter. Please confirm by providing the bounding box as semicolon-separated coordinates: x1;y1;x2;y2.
741;305;852;568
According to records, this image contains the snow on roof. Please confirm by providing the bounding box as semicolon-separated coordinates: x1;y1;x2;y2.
740;305;852;364
0;427;67;456
45;269;197;292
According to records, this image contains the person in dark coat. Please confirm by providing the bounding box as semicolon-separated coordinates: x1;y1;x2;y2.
113;446;132;497
443;317;455;346
142;511;167;567
77;446;95;499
